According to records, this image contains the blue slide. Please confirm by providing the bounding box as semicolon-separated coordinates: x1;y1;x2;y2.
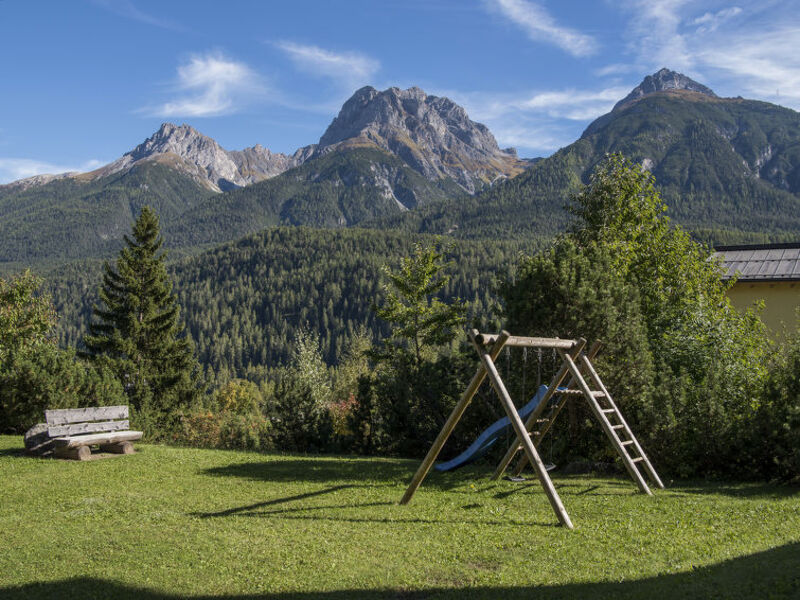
435;384;549;472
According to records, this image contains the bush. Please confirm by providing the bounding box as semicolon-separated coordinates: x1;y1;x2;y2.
754;325;800;480
499;154;771;478
0;344;126;433
177;408;273;451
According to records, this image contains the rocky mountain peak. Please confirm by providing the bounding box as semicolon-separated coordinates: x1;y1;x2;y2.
99;123;306;192
316;86;525;193
614;68;717;110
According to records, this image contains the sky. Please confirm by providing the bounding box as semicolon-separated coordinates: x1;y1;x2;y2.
1;0;799;183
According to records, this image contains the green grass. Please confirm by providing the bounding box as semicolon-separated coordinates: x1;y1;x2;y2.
1;436;798;599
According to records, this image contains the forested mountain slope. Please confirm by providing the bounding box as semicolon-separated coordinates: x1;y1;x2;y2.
163;147;466;248
44;227;540;379
0;161;214;262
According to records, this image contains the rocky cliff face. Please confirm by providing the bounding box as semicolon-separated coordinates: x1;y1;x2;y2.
614;68;717;110
315;86;526;193
97;123;308;192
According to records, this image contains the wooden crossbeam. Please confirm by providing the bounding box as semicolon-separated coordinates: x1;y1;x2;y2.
473;333;577;349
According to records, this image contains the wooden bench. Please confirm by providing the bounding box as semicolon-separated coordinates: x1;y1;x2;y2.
45;406;142;460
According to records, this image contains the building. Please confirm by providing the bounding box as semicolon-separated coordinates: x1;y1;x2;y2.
714;243;800;338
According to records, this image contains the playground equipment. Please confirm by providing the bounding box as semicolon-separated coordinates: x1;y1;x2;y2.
400;330;664;529
434;384;549;472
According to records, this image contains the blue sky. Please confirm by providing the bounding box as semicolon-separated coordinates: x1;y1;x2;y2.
1;0;799;182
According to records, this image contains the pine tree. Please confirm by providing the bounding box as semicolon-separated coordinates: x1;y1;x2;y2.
370;241;466;366
83;206;200;431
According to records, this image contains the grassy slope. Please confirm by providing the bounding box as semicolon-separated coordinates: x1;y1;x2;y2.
1;437;798;599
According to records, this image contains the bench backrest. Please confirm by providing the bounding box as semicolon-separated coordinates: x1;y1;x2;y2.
45;406;130;438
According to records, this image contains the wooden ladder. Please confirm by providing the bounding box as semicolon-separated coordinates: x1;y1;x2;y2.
493;345;663;493
560;351;664;493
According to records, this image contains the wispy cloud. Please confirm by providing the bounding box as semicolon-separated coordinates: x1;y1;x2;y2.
691;7;742;33
141;52;267;118
442;84;628;155
619;1;800;109
594;63;639;77
623;0;694;72
274;41;380;89
0;158;105;184
696;27;800;104
91;0;182;31
485;0;597;57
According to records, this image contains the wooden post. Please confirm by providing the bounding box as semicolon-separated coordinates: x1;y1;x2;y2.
399;330;509;505
100;441;134;454
491;339;589;480
54;445;91;461
473;338;574;529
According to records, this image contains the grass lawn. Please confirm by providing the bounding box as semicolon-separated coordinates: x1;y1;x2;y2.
1;435;799;599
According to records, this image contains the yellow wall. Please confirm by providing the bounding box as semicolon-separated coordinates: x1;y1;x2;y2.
726;280;800;338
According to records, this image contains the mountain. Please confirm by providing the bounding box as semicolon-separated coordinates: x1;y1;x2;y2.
388;69;800;244
314;86;529;193
164;146;465;248
0;161;216;263
91;123;312;192
0;86;526;263
612;67;716;110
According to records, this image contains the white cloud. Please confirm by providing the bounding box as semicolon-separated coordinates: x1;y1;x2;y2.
0;158;105;184
485;0;597;57
440;84;630;156
691;7;742;33
623;0;694;72
142;52;267;118
618;1;800;109
275;41;380;89
91;0;181;31
594;63;638;77
696;27;800;105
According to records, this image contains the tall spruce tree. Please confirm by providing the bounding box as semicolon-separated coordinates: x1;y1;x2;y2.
83;206;199;431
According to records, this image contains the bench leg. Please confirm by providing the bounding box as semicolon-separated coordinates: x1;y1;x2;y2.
99;441;134;454
54;446;91;461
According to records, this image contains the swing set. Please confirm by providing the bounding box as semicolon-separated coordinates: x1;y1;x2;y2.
400;330;664;529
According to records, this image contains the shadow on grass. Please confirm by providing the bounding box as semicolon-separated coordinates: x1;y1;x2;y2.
199;456;638;494
193;482;556;527
3;542;798;599
672;481;800;500
200;456;413;484
0;447;27;458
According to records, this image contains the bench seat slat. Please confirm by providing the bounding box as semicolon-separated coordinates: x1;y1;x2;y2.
45;406;129;425
47;420;130;438
53;431;143;448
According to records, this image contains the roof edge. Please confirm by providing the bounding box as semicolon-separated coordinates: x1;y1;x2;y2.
715;242;800;251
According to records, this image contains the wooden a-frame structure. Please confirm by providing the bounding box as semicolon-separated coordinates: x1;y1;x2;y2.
399;330;664;529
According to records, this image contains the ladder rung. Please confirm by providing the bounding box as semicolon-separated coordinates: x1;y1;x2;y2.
601;409;616;414
621;440;634;446
612;424;624;430
536;418;549;424
631;457;643;463
528;431;540;436
590;391;605;398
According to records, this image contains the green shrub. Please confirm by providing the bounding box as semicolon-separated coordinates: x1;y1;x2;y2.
0;345;126;433
498;154;771;478
755;325;800;480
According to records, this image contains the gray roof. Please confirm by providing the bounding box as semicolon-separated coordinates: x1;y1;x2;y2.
714;243;800;282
